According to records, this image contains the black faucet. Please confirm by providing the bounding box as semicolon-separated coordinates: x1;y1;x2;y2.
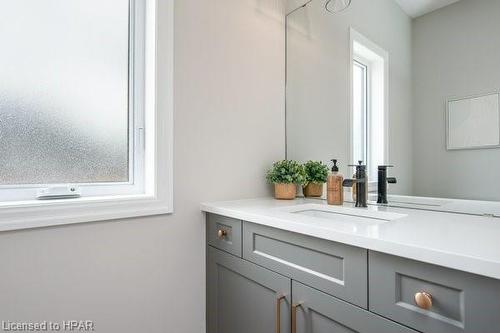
377;165;397;204
343;161;368;208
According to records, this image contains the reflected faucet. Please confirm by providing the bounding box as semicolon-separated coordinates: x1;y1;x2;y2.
343;161;368;208
377;165;397;204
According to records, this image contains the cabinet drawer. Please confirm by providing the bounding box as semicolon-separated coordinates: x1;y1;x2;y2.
243;222;367;308
206;214;242;257
369;251;500;333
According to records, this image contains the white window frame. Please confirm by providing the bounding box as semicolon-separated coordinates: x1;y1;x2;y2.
352;59;369;165
0;0;146;202
0;0;174;231
349;28;389;186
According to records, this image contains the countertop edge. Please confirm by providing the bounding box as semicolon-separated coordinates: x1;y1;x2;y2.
201;203;500;280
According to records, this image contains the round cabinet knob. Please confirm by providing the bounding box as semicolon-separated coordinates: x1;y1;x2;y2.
414;292;433;310
217;229;227;239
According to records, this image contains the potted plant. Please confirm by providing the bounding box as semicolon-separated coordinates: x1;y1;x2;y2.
266;160;305;200
302;160;329;198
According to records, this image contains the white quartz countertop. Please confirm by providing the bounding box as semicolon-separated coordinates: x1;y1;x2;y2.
201;197;500;280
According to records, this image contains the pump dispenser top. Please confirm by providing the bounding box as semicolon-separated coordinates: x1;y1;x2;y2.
331;159;339;172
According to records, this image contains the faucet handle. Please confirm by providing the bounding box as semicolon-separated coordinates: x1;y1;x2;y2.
343;178;366;187
378;165;394;170
349;160;366;167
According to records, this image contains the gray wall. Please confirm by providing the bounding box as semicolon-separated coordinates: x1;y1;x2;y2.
0;0;285;332
286;0;413;194
412;0;500;200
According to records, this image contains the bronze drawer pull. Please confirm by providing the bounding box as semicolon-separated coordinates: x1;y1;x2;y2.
292;302;303;333
275;294;285;333
415;292;433;310
217;229;227;239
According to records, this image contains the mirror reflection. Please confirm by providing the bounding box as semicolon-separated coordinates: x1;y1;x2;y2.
286;0;500;208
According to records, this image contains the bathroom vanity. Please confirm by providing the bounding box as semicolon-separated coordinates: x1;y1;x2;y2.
203;198;500;333
203;0;500;331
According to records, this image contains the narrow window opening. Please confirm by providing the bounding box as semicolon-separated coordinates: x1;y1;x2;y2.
351;29;389;182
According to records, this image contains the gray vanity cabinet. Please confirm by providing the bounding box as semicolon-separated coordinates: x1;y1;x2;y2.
206;213;500;333
292;281;417;333
207;246;291;333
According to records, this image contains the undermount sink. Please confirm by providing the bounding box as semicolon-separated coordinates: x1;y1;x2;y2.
280;204;407;225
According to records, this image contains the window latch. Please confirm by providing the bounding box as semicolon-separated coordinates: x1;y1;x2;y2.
37;186;82;200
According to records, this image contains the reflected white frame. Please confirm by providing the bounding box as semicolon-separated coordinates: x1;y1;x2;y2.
445;91;500;151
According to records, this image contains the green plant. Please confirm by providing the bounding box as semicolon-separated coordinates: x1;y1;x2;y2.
303;160;329;185
266;160;306;185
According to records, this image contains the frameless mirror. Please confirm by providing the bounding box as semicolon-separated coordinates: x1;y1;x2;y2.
286;0;500;215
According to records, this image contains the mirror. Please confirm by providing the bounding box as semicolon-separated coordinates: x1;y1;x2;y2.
286;0;500;214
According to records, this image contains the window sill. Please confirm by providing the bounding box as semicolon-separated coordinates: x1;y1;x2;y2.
0;194;173;232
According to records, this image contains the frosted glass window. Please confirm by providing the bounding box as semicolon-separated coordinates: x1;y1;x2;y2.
0;0;130;185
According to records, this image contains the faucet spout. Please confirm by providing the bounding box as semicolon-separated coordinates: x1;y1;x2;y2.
342;178;366;187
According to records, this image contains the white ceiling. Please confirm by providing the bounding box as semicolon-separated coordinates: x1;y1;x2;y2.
395;0;462;18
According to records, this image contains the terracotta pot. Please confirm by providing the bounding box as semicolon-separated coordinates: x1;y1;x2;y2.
303;183;324;198
274;183;297;200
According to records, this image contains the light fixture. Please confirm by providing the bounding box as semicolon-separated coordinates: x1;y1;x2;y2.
325;0;352;13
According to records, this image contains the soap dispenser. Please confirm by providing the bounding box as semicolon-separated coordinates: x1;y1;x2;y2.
327;159;344;205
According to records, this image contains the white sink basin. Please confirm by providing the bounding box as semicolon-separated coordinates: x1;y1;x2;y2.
279;204;407;225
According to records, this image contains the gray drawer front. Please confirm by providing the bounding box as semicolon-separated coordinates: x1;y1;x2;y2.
207;214;242;257
243;222;367;308
369;251;500;333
